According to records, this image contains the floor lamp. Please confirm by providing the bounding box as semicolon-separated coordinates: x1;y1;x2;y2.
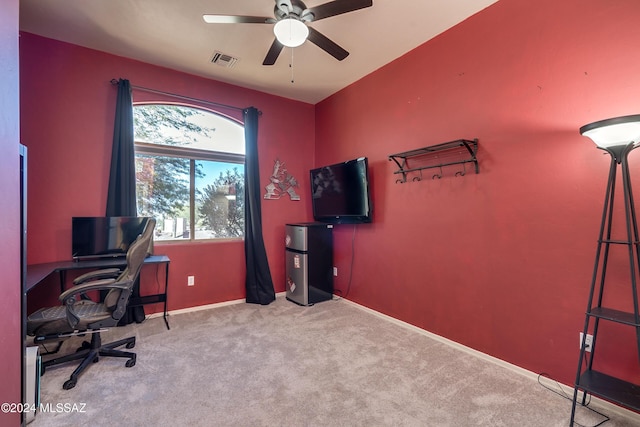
570;114;640;425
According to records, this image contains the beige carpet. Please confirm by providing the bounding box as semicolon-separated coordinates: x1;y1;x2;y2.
29;296;639;426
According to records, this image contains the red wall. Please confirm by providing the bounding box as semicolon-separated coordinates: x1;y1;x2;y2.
316;0;640;387
18;0;640;401
0;1;22;425
20;33;315;312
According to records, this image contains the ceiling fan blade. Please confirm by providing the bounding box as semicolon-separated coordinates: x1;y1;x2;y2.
306;27;349;61
302;0;372;22
263;39;285;65
203;15;273;24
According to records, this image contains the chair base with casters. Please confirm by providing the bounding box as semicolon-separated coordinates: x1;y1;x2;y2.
26;218;155;390
38;331;136;390
27;292;141;390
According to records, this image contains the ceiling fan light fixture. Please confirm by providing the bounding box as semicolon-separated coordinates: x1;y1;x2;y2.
273;18;309;48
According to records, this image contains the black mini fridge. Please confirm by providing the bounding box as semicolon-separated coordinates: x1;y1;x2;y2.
285;223;333;305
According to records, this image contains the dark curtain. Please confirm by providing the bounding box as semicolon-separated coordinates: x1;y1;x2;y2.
107;79;137;216
106;78;145;323
244;107;275;305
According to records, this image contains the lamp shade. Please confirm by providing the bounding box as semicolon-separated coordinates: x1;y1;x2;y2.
273;18;309;48
580;114;640;148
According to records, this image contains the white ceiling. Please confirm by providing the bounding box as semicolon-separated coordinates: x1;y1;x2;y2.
19;0;498;104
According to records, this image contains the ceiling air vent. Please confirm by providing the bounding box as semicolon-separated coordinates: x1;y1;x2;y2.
210;51;239;68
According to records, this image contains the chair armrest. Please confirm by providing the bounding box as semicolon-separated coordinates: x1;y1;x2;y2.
73;268;121;285
60;279;133;328
59;279;130;302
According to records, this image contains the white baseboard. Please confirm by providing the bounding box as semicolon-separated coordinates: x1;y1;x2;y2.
339;298;640;424
146;292;288;319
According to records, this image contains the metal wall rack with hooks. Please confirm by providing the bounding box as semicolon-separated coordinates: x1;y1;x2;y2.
388;139;479;183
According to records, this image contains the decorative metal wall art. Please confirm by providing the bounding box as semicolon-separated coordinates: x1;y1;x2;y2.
264;158;300;200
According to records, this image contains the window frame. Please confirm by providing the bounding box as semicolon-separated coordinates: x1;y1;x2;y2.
133;104;245;243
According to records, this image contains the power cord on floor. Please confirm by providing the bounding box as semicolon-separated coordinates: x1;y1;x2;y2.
537;372;610;427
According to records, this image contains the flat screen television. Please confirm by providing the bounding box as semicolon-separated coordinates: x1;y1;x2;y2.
310;157;372;224
72;216;152;260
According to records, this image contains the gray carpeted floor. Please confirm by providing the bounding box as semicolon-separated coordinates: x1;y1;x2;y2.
29;296;639;426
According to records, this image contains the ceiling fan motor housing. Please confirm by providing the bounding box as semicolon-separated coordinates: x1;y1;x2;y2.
275;1;314;22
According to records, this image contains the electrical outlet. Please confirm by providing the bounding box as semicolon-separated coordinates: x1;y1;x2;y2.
579;332;593;352
333;267;338;277
187;275;195;286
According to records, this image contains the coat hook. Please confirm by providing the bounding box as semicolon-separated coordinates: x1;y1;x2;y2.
455;162;466;177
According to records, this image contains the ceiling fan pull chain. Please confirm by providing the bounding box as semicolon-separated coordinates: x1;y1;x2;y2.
288;11;294;83
290;48;295;84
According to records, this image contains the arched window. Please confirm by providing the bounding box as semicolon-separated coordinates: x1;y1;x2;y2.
133;104;244;241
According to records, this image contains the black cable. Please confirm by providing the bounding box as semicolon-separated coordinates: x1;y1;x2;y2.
155;263;162;297
39;342;53;355
345;224;356;297
332;224;357;301
537;372;610;427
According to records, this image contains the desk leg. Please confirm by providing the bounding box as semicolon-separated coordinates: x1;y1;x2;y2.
163;262;170;330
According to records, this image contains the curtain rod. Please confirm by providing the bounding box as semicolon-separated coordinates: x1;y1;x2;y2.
110;79;261;115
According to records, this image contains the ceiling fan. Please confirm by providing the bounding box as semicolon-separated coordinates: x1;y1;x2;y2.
203;0;373;65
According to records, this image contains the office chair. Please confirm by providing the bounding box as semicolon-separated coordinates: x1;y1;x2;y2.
27;218;156;390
